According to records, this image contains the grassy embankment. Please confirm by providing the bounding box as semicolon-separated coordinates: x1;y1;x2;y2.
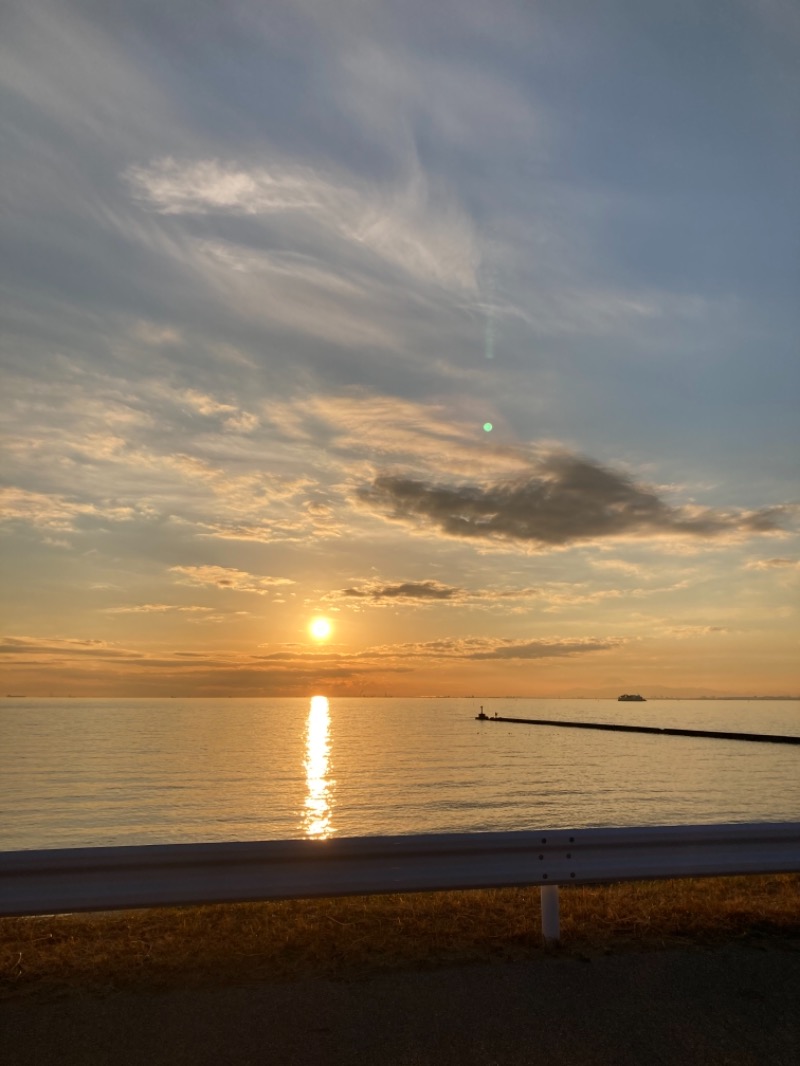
2;874;798;997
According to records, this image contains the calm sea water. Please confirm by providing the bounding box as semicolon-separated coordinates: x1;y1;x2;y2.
1;697;798;851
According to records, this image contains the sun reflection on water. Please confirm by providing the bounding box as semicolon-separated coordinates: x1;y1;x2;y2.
303;694;333;838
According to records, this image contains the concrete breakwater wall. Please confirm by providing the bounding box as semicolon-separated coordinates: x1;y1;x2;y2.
476;715;800;745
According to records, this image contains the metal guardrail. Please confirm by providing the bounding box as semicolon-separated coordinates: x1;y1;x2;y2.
2;821;798;940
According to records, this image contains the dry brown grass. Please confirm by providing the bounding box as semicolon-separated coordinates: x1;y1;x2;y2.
2;874;798;998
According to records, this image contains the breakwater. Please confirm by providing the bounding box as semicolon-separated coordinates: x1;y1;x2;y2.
476;715;800;745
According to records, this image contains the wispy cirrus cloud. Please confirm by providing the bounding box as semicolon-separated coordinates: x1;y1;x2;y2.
103;604;214;615
103;604;249;625
662;625;729;639
325;572;691;613
126;156;480;292
462;637;622;661
744;557;800;571
0;636;143;660
357;635;624;662
0;369;318;545
169;565;294;595
0;630;621;698
259;390;536;483
257;633;624;664
0;487;139;533
180;389;260;433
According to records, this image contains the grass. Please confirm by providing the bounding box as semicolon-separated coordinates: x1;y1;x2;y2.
2;874;798;998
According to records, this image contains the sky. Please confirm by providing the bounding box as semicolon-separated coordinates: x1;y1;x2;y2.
1;0;798;698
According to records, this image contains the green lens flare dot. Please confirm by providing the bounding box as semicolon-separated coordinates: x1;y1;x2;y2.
483;422;493;432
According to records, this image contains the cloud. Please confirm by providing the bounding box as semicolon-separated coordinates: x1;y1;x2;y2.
304;392;532;471
0;366;326;547
126;156;480;292
0;636;142;659
744;557;800;571
458;637;622;661
0;487;138;533
169;565;294;594
339;579;463;602
350;635;623;662
0;628;623;697
126;158;337;216
358;452;788;549
195;522;305;544
133;322;183;347
180;389;259;433
256;633;623;665
589;558;646;577
0;2;173;151
663;626;729;639
103;604;215;615
325;579;653;615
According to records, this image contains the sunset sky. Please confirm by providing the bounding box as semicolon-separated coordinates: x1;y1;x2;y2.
2;1;798;698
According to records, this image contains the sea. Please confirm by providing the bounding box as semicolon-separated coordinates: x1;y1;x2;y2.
1;697;798;852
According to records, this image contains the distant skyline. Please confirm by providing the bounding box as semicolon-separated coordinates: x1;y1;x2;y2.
1;1;798;698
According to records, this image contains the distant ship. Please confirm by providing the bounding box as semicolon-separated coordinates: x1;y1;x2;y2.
618;693;646;702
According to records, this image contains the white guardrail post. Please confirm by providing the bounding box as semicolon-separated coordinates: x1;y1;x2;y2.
2;822;798;945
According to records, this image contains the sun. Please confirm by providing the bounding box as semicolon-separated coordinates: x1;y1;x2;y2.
308;616;333;642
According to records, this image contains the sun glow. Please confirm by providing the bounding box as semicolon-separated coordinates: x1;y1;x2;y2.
308;616;333;641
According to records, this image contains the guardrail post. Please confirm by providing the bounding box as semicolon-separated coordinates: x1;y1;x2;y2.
540;885;560;942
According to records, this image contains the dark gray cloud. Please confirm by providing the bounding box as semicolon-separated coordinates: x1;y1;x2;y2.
358;453;786;547
341;580;461;601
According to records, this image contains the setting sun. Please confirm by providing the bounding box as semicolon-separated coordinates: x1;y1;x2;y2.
308;617;333;642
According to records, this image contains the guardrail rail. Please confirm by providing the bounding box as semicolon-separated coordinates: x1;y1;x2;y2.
2;821;798;940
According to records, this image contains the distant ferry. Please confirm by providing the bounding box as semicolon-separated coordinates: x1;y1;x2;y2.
618;693;646;702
